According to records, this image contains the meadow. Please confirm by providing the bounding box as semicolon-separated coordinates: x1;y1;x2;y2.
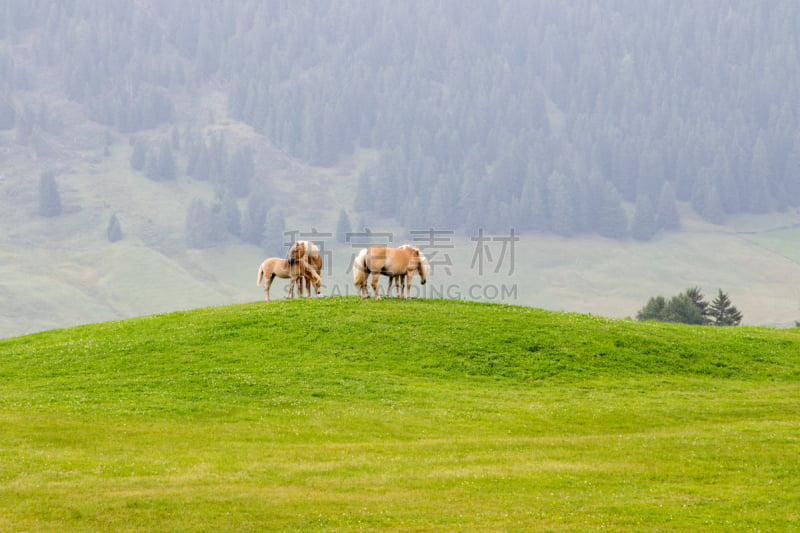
1;297;799;531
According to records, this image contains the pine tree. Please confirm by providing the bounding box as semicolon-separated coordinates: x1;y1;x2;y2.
241;194;270;245
631;195;658;241
221;193;241;237
157;140;176;181
353;171;372;212
662;293;708;325
130;138;147;171
636;287;710;325
144;148;160;181
185;199;213;249
656;182;680;230
636;296;667;321
546;171;575;237
596;182;628;239
336;209;352;243
708;289;743;326
263;208;286;254
38;171;62;217
106;213;123;242
684;286;709;319
783;133;800;207
748;136;772;213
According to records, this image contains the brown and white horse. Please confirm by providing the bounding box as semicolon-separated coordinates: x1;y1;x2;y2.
353;245;430;299
288;240;323;295
256;257;321;302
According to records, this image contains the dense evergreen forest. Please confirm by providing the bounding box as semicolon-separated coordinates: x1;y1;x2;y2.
2;1;800;241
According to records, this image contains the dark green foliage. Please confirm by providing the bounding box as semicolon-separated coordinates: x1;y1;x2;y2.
708;289;743;326
684;287;709;318
635;296;666;321
37;170;61;217
6;2;800;237
662;294;708;325
637;287;742;326
637;287;712;325
106;213;123;242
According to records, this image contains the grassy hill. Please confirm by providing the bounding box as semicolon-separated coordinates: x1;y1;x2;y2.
1;298;798;531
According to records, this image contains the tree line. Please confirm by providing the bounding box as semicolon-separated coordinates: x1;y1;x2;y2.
6;1;800;239
637;287;743;326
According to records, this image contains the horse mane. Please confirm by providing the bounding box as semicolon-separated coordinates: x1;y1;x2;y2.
295;240;320;257
353;248;369;287
397;245;428;275
418;250;430;279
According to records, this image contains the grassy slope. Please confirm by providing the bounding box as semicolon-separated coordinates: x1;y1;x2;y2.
1;298;799;531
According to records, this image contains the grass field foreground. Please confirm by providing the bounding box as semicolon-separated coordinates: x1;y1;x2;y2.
1;297;799;531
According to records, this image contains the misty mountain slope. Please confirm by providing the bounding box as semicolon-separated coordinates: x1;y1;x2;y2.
4;2;800;232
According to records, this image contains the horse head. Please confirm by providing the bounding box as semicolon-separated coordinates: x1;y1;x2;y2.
287;241;306;266
414;248;430;285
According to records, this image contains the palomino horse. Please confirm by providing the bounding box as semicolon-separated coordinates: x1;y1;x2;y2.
257;257;321;302
288;240;323;295
353;245;430;299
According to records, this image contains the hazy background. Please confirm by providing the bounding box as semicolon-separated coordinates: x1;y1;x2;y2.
2;1;800;338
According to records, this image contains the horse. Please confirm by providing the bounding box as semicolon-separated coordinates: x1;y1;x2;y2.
353;244;430;299
388;274;406;298
288;240;323;295
256;257;321;303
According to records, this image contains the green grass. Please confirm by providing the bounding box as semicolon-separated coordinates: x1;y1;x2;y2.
1;298;799;531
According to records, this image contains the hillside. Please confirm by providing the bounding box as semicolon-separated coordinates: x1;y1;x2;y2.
1;299;799;530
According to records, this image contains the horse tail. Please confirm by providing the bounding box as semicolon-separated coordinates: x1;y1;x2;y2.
353;248;369;287
257;263;264;286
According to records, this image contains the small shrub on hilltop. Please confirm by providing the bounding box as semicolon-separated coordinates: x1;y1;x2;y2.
636;286;742;326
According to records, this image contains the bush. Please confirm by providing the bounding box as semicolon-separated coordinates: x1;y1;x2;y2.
636;287;742;326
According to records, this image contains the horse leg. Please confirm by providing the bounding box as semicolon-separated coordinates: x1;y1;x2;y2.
371;273;381;300
405;272;413;299
265;273;275;302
